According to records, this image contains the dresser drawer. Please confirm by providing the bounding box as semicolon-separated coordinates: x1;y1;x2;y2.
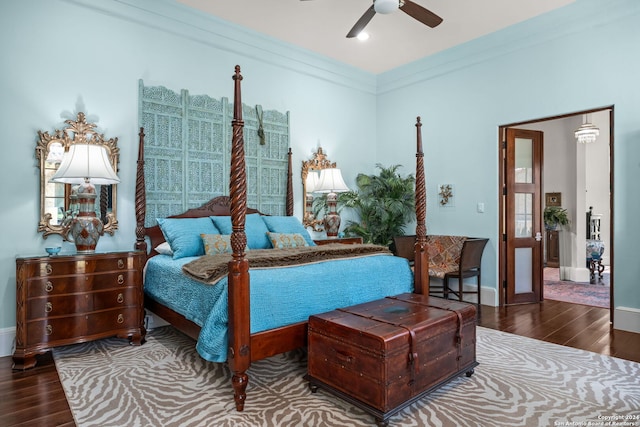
86;307;139;336
26;307;140;346
27;270;141;297
26;315;85;345
26;287;138;319
19;254;141;278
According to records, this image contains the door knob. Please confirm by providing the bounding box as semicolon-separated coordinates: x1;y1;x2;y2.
535;232;542;241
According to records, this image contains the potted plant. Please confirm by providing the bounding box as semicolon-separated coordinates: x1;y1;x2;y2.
325;164;415;246
543;206;570;230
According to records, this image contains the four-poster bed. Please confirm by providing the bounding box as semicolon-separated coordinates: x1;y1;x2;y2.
134;65;430;411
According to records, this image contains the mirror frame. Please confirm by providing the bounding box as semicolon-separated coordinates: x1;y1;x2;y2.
301;147;336;230
36;112;119;240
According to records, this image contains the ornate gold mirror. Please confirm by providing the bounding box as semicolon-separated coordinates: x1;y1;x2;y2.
36;112;119;241
301;147;336;230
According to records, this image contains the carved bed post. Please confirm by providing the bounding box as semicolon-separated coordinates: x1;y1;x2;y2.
134;127;148;254
286;148;293;216
413;117;429;295
227;65;251;412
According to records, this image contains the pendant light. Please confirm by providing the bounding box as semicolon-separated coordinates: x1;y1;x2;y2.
575;114;600;144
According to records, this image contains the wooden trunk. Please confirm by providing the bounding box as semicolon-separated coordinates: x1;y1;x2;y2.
307;293;478;425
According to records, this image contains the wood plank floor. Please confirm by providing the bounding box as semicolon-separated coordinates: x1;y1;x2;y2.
1;300;639;427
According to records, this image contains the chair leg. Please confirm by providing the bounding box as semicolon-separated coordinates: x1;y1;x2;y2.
443;277;449;299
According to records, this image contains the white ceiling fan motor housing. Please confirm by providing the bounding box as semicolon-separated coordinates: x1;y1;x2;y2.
374;0;400;14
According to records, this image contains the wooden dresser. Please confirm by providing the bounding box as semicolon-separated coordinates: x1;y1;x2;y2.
13;251;146;370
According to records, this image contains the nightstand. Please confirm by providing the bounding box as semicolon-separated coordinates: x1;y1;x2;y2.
313;236;363;245
13;251;146;370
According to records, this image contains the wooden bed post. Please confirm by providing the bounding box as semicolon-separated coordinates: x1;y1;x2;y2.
413;117;429;295
286;148;293;216
227;65;251;412
134;127;148;254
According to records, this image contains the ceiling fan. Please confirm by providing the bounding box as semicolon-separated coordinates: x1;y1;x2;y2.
302;0;443;38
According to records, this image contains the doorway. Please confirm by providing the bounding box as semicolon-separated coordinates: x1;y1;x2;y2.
498;107;614;322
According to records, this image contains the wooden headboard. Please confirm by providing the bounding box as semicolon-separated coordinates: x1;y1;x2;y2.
142;196;263;257
134;128;293;257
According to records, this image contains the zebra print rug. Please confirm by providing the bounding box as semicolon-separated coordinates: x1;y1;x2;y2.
53;326;640;427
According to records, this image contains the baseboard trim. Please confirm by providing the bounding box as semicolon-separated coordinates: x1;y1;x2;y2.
428;278;497;307
0;327;16;358
481;286;498;307
560;266;591;283
614;306;640;334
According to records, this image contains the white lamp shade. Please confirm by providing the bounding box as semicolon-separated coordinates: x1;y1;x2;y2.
315;168;349;193
374;0;399;14
305;171;320;193
51;143;120;185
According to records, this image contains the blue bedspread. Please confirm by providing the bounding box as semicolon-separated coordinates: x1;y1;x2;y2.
144;253;414;362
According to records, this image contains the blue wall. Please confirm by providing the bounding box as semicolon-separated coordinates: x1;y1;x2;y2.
377;0;640;325
0;0;377;339
1;0;639;350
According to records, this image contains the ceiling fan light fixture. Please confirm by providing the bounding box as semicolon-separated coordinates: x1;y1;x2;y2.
374;0;399;14
575;114;600;144
357;31;370;41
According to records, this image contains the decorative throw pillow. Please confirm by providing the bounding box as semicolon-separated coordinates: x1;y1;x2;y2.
266;232;310;249
201;234;234;255
157;217;220;259
154;242;173;256
261;215;316;246
211;213;272;249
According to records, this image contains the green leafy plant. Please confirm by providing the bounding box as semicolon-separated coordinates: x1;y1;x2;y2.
336;164;415;246
543;206;570;230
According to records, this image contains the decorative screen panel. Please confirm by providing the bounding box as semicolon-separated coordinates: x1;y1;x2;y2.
139;80;290;226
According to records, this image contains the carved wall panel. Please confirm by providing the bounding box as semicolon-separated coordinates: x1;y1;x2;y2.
139;80;290;226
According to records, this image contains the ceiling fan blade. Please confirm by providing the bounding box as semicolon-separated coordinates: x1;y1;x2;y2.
346;5;376;38
400;0;443;28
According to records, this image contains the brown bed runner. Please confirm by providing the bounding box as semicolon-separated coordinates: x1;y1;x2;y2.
182;243;391;285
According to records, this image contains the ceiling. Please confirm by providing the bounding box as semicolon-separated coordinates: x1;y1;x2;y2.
176;0;575;74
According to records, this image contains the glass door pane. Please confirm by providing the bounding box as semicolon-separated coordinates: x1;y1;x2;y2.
515;193;533;238
515;137;533;183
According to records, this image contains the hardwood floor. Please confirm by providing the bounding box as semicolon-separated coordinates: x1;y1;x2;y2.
1;300;639;427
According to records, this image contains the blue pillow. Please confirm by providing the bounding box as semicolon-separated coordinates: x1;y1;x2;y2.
211;213;272;249
262;216;316;246
157;217;220;259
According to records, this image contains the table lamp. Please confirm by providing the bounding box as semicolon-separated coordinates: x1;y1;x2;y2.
315;168;349;237
51;143;120;253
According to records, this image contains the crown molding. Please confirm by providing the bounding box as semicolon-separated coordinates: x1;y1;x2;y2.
62;0;377;95
377;0;638;94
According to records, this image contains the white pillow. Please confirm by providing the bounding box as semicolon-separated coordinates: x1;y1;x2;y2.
154;241;173;256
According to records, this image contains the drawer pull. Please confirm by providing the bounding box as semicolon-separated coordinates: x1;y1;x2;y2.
117;274;124;285
45;264;52;275
118;259;125;269
45;281;54;292
45;302;53;313
46;325;52;336
117;293;124;303
117;314;124;324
